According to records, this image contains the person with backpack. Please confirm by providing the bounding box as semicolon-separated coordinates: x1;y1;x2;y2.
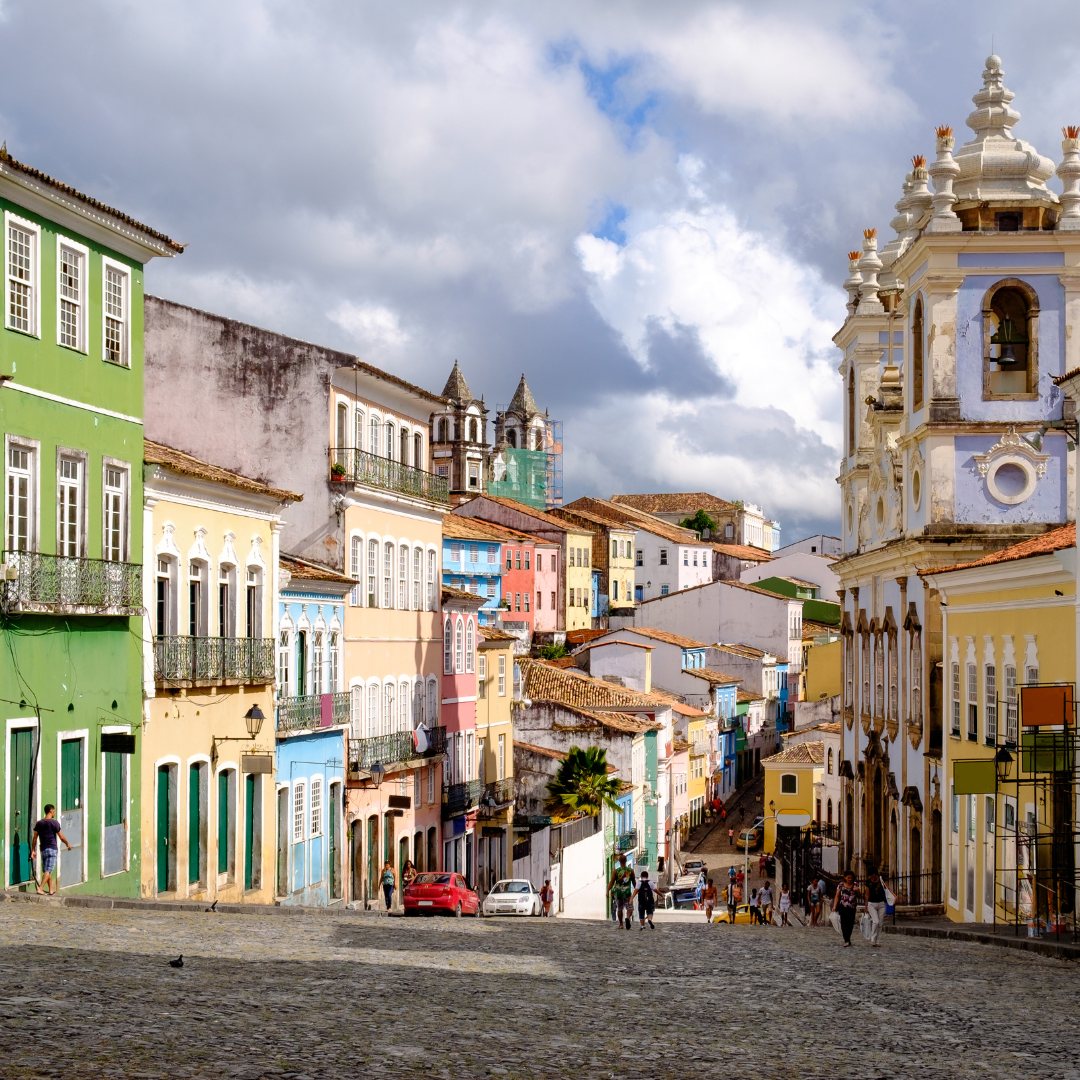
632;870;657;930
607;853;636;930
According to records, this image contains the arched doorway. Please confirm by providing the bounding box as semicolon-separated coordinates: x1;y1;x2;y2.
350;820;363;905
889;808;898;877
910;825;922;903
930;809;942;903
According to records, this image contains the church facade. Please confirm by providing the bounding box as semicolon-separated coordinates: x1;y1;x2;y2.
835;55;1078;888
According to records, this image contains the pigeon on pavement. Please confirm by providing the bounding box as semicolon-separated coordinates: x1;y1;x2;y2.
168;955;184;969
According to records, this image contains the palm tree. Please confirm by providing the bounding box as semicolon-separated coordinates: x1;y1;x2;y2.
546;745;621;819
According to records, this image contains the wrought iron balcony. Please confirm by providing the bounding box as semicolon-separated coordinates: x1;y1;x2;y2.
690;735;709;757
347;725;448;775
1;550;141;615
276;691;351;737
154;636;275;685
442;779;482;818
476;777;515;816
330;447;449;506
615;828;638;854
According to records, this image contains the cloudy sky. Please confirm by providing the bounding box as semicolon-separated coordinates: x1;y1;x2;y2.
6;1;1080;538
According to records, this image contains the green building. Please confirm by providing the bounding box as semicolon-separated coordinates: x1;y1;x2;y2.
0;147;181;894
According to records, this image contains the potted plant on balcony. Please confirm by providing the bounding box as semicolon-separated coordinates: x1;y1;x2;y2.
330;462;347;482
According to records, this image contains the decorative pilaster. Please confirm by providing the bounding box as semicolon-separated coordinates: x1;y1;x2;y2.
927;126;961;232
1058;126;1080;230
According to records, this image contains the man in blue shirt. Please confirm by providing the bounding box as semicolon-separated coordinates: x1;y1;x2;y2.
30;804;73;895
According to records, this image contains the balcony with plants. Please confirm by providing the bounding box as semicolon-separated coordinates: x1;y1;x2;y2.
329;447;449;506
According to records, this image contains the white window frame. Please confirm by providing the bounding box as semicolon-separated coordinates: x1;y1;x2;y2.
56;236;89;353
1004;665;1018;744
985;664;997;745
349;535;362;607
497;654;506;696
444;618;454;674
310;777;323;838
465;619;475;673
292;781;306;843
5;212;40;337
454;617;465;674
101;256;132;367
102;459;129;562
5;436;39;554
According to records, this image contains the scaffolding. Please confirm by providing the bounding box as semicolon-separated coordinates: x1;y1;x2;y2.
487;415;563;510
992;682;1079;941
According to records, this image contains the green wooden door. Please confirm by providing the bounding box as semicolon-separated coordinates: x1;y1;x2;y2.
217;771;230;876
103;750;127;877
8;728;33;886
328;786;339;899
244;774;255;891
156;765;171;893
60;738;84;886
188;764;201;886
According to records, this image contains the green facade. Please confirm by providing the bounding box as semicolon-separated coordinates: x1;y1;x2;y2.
0;165;175;896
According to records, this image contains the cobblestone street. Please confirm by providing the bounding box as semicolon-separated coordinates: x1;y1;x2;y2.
0;900;1076;1079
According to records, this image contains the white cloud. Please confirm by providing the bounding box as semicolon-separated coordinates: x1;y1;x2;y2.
329;301;411;355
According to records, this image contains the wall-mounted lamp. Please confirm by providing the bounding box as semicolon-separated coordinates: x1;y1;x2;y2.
211;704;266;763
368;760;385;788
994;745;1014;784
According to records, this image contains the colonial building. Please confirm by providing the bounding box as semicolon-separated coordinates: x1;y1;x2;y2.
611;492;781;552
432;361;488;503
835;55;1077;885
0;150;181;896
142;441;296;904
489;375;564;510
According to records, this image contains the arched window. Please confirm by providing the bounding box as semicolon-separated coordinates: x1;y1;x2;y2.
427;551;436;610
827;748;834;774
454;617;465;673
385;421;395;460
366;683;379;739
335;402;348;452
384;683;395;737
400;427;410;465
427;677;438;726
353;408;365;451
350;685;363;740
437;417;450;443
468;418;478;443
911;297;924;410
507;428;517;449
534;428;544;451
367;539;378;607
369;416;380;456
827;798;833;826
983;278;1039;398
412;547;422;611
398;544;409;608
349;536;362;607
413;433;423;468
399;680;410;732
383;542;393;608
443;618;454;674
465;619;475;674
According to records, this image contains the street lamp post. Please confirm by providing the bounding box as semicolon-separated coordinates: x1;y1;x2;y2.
370;761;385;909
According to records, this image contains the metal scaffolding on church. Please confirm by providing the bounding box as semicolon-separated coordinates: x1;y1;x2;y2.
487;415;563;510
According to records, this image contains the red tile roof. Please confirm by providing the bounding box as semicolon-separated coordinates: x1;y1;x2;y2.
763;741;824;766
611;492;736;514
924;524;1075;576
711;542;774;561
145;440;302;502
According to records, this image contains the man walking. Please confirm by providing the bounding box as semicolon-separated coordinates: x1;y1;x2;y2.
30;804;72;895
607;854;635;930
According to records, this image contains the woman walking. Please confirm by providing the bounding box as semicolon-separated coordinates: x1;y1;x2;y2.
778;886;792;926
380;859;397;911
832;870;862;946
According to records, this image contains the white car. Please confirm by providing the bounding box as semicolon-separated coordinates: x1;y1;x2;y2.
482;879;542;917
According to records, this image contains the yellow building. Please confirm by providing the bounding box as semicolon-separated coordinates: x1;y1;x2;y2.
924;524;1076;926
687;712;709;828
142;441;299;903
804;636;842;701
762;741;823;854
475;627;517;888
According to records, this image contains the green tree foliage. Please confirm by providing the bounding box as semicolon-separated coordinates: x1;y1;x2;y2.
536;642;569;660
545;745;622;819
678;509;719;535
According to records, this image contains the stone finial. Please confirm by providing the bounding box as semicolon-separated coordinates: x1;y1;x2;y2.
966;55;1020;141
843;250;863;315
907;153;933;225
927;125;961;232
1058;125;1080;231
857;229;884;315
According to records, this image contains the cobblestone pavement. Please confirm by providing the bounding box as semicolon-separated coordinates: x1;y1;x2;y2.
0;899;1076;1080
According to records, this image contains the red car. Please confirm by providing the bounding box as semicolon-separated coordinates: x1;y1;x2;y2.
403;872;480;917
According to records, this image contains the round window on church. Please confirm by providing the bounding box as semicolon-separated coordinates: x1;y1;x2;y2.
986;458;1037;506
912;470;922;511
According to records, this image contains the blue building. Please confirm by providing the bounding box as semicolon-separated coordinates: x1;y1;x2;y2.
591;569;603;623
775;663;791;735
442;515;505;626
714;679;740;799
275;555;353;906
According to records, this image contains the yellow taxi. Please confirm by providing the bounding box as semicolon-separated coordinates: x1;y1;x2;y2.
712;903;756;925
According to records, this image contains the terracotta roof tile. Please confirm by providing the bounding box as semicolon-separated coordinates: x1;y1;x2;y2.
441;585;487;605
478;627;517;644
0;148;184;253
924;524;1075;576
562;497;702;546
736;690;759;704
518;659;664;732
442;515;515;542
621;626;708;649
611;492;736;515
648;687;709;717
145;440;301;502
803;621;840;641
711;542;773;561
515;740;569;761
715;643;769;660
459;495;594;535
685;667;742;686
280;554;355;586
763;740;825;766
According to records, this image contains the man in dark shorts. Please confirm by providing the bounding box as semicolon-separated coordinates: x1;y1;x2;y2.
632;870;657;930
31;804;72;895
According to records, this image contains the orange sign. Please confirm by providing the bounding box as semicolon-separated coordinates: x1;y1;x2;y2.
1020;684;1074;728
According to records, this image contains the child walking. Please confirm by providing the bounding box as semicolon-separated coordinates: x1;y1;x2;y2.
632;871;657;930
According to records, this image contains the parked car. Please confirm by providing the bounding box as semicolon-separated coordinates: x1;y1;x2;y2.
713;903;756;925
681;858;707;878
403;872;480;917
481;879;542;917
664;873;702;910
736;826;761;851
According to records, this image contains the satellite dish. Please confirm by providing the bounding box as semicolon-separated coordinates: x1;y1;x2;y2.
775;811;812;828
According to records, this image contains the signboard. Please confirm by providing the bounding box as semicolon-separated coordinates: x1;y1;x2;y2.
100;733;135;755
1020;684;1074;727
242;754;274;774
952;759;996;795
774;810;811;828
387;794;411;810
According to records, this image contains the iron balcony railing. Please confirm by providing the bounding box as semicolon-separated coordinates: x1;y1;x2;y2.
154;636;275;685
276;691;351;737
330;447;449;506
615;828;638;854
1;550;141;615
690;736;709;757
443;779;482;818
347;725;448;774
476;777;515;816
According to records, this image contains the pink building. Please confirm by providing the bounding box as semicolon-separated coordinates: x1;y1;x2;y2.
531;538;560;634
440;587;485;884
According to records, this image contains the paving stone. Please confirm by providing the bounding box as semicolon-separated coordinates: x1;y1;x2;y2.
0;903;1074;1078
